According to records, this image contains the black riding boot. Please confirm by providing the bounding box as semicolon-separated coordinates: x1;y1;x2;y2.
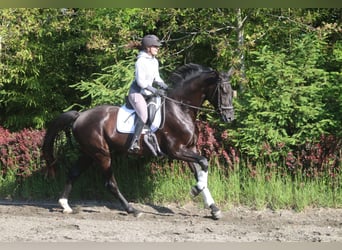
128;117;145;153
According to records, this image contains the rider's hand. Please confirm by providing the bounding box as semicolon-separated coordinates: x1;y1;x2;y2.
154;81;168;90
155;89;166;96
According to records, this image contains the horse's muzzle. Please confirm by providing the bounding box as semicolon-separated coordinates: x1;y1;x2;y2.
222;109;234;123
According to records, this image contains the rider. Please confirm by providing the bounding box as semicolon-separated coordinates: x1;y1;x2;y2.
127;34;168;153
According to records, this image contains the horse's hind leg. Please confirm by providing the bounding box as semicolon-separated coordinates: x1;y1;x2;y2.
188;162;222;220
59;154;91;213
96;153;142;217
104;168;142;217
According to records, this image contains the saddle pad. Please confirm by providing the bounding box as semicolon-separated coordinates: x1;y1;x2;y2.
116;97;162;134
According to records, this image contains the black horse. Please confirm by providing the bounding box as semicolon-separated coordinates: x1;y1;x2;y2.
42;63;234;220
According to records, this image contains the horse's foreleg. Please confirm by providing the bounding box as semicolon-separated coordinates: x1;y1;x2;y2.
189;162;222;220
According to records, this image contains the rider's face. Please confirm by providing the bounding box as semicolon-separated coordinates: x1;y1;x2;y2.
148;46;160;56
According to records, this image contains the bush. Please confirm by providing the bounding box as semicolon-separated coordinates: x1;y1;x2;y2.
0;126;45;198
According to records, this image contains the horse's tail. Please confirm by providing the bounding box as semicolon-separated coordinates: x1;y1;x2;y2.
42;110;80;178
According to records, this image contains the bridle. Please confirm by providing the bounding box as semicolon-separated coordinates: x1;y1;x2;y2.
215;76;234;116
163;73;234;116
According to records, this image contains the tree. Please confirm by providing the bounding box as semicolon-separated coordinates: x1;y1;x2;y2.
0;8;340;151
226;8;342;159
0;9;79;129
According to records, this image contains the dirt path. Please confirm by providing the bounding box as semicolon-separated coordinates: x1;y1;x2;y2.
0;200;341;242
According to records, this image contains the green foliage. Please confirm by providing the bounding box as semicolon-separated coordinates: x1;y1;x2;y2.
66;8;242;107
229;32;340;160
0;9;75;129
68;57;135;109
0;169;18;199
1;8;340;136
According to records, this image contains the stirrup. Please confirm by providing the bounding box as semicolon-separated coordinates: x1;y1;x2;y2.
128;141;140;153
143;132;165;157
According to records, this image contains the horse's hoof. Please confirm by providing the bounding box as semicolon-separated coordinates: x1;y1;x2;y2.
127;207;143;218
210;204;222;220
211;209;222;220
63;208;73;214
133;209;143;218
58;198;73;214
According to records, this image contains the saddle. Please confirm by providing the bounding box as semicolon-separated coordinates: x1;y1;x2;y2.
117;96;165;156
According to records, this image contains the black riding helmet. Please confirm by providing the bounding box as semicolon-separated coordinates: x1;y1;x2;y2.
141;34;162;48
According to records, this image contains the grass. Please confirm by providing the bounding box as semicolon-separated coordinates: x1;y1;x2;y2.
0;169;18;199
0;156;341;212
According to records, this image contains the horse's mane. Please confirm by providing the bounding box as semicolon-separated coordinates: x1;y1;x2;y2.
168;63;213;88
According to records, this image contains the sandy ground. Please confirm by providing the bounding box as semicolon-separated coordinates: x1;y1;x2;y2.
0;200;341;242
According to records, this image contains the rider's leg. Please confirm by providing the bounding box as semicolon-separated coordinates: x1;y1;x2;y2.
128;116;145;152
128;93;148;153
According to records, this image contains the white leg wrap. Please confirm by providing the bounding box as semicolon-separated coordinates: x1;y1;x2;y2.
196;170;208;190
195;169;215;208
58;198;73;214
201;187;215;208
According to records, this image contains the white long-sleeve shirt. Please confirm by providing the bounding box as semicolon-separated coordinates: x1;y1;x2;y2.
129;51;164;96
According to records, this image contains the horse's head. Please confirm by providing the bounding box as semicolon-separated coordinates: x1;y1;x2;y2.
168;63;235;123
210;68;235;123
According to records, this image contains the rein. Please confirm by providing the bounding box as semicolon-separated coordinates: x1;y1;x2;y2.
163;95;217;113
162;77;234;115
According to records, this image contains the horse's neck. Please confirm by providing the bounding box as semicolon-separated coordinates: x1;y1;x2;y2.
169;88;206;108
165;102;197;129
166;95;200;122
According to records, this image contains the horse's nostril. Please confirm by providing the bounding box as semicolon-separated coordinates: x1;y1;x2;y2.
225;116;234;123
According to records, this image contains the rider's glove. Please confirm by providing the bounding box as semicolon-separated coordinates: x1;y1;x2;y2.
154;81;168;90
146;86;166;96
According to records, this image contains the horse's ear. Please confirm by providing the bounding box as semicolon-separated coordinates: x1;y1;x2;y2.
233;90;237;98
